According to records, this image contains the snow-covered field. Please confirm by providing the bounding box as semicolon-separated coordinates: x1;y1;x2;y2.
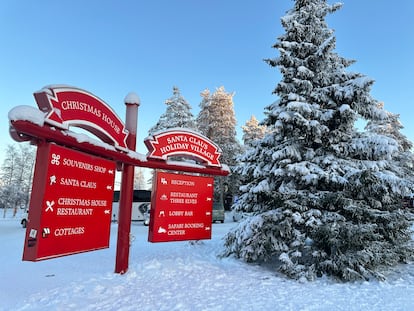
1;211;414;311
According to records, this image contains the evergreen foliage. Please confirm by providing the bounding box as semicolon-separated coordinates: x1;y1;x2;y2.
196;86;241;166
366;103;414;186
196;86;242;199
148;86;196;135
223;0;414;281
196;89;212;139
0;143;35;217
242;115;267;146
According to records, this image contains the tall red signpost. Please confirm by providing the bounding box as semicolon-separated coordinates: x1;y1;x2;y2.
115;95;140;274
9;85;229;274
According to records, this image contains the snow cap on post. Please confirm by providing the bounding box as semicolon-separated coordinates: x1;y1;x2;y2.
124;92;140;106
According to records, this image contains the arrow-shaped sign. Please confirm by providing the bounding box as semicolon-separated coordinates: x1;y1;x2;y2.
144;129;222;167
34;85;129;151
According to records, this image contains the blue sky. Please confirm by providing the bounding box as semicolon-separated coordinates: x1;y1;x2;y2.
1;0;413;162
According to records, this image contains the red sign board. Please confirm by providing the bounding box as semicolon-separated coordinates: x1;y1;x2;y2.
145;129;222;167
34;85;129;151
23;143;116;261
148;171;214;242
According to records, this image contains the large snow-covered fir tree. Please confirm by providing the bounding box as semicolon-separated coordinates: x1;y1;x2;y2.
223;0;414;281
196;86;242;200
148;86;196;135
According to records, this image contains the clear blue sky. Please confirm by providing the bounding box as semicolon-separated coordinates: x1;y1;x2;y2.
1;0;413;162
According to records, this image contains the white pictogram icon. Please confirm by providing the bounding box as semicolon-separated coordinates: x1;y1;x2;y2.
45;200;55;212
51;153;60;165
160;194;168;200
49;175;56;185
161;178;168;185
42;228;51;238
29;229;37;238
158;226;167;234
159;211;165;217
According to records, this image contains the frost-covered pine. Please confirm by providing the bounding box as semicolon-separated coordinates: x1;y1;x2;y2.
196;86;240;164
148;86;196;135
223;0;414;281
0;143;35;217
196;86;242;198
366;103;414;186
196;89;211;138
241;115;267;147
366;102;412;153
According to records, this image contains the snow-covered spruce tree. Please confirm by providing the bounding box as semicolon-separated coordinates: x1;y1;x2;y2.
148;86;196;135
223;0;414;281
196;89;211;138
196;86;242;201
366;103;414;188
242;115;267;147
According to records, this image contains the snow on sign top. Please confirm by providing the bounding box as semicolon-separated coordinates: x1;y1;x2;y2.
144;128;222;167
8;105;46;127
34;85;129;151
124;92;140;105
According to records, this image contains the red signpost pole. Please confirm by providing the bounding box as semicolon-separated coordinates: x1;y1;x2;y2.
115;93;140;274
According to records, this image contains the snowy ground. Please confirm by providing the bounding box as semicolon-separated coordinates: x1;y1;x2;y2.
1;211;414;311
